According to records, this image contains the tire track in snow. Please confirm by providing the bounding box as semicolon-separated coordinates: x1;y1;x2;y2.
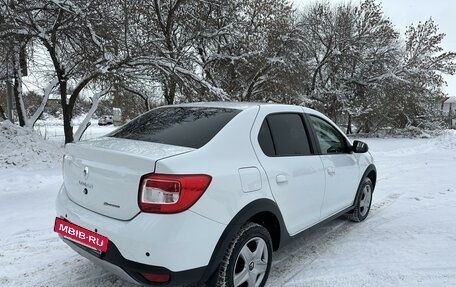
266;219;350;287
266;189;406;287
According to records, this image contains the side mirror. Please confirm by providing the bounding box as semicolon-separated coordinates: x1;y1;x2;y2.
352;140;369;153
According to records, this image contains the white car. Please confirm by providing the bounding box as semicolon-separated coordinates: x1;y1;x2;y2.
98;115;114;126
55;102;376;287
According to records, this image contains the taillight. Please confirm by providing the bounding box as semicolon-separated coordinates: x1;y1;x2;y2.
139;174;212;214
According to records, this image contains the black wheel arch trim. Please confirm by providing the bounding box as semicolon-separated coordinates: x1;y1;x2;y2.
202;198;289;283
205;165;376;283
353;164;377;206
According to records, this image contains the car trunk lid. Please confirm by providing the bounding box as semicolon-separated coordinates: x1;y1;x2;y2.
63;137;194;220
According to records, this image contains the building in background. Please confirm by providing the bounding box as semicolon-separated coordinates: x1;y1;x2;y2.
441;96;456;128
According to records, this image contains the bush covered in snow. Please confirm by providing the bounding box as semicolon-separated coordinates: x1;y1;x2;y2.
0;121;63;169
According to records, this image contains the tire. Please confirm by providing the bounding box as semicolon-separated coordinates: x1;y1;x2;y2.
214;222;272;287
348;177;373;222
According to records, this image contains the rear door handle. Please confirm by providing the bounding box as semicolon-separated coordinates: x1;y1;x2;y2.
276;174;288;183
327;167;336;176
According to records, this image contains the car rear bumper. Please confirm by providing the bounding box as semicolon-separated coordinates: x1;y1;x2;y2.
62;237;206;286
56;185;226;285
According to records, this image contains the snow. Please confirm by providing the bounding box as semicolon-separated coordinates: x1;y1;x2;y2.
0;124;455;286
269;134;456;287
34;116;117;142
0;121;63;169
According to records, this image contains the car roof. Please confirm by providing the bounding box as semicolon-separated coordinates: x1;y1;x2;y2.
171;101;324;116
170;101;318;111
170;102;261;110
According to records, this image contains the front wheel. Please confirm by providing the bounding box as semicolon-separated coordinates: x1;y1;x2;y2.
348;177;373;222
215;222;272;287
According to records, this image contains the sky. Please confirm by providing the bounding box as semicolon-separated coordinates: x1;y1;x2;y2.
294;0;456;97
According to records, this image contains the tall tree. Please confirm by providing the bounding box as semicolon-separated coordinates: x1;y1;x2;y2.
390;18;456;128
193;0;297;103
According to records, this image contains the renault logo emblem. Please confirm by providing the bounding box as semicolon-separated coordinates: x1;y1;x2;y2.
83;167;89;179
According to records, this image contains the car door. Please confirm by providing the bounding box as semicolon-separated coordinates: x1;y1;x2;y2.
307;114;360;219
251;106;326;235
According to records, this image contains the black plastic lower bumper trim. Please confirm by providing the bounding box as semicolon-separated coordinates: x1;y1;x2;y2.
63;237;207;286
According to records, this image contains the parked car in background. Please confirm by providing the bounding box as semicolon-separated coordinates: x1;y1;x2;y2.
98;115;113;126
55;102;376;287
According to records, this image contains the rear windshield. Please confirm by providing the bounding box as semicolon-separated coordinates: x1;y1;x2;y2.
109;106;241;148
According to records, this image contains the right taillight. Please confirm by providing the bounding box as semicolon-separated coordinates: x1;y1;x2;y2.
138;174;212;214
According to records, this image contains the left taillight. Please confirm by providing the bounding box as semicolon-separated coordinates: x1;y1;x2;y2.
138;174;212;214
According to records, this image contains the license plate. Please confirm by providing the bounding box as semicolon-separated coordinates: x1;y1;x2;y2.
54;218;108;252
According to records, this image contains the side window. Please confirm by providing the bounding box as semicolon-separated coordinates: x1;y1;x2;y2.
309;115;348;155
258;113;312;156
258;120;275;157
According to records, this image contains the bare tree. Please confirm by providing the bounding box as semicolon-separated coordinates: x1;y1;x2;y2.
292;0;455;133
2;0;455;138
192;0;296;103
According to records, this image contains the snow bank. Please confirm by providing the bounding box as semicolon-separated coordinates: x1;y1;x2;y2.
34;113;97;126
433;129;456;149
0;121;63;169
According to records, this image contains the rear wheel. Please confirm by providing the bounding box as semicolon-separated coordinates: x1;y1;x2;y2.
348;178;373;222
215;222;272;287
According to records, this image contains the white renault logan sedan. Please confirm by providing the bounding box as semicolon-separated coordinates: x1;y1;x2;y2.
55;102;376;287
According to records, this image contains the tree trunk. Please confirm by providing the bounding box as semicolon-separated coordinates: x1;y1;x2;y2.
12;44;28;127
58;79;74;144
30;78;59;127
13;78;26;127
164;78;177;105
74;88;110;141
0;105;6;120
356;118;370;134
346;113;352;134
364;119;370;133
63;103;74;143
144;97;150;111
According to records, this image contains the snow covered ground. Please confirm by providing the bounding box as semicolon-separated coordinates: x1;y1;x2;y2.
34;116;117;142
1;124;455;287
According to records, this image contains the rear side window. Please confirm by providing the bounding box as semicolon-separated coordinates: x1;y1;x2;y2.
110;107;240;148
258;113;312;156
258;120;275;156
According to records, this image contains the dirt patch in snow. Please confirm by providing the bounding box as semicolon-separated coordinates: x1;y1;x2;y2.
0;121;63;169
